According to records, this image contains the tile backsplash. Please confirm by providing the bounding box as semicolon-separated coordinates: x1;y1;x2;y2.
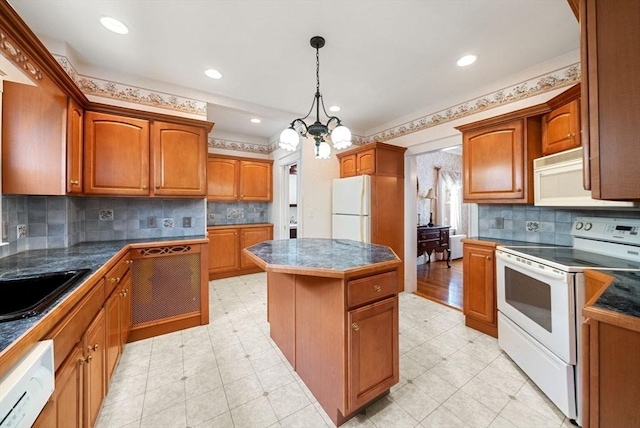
1;195;205;259
207;201;268;226
478;204;640;245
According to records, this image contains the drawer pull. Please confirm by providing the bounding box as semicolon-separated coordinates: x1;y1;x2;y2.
86;354;93;362
78;356;88;364
352;322;360;331
110;277;121;284
70;180;79;185
567;133;575;139
373;285;381;293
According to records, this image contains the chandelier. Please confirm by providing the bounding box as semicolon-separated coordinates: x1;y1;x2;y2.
279;36;352;159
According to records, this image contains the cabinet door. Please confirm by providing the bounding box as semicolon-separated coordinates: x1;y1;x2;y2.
104;290;120;382
463;245;495;325
340;154;357;177
240;227;273;268
239;161;272;201
208;228;240;273
207;157;239;200
581;0;640;200
152;121;207;196
542;100;580;155
50;345;84;428
439;228;449;248
463;119;525;201
2;81;66;195
348;296;398;411
67;98;84;194
83;309;106;428
84;111;150;196
120;271;132;347
357;149;376;175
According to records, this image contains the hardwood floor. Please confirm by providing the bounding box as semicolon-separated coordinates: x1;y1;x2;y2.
415;258;463;310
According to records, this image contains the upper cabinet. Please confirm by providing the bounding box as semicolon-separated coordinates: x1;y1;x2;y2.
66;98;84;194
207;155;273;202
2;81;67;195
580;0;640;200
84;111;209;197
542;84;581;156
84;111;150;196
457;106;546;204
151;121;207;196
340;148;376;177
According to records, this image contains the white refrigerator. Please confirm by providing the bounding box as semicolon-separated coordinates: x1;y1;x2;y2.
331;175;371;243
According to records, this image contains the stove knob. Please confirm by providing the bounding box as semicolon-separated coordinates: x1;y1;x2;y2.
575;222;583;230
584;222;593;231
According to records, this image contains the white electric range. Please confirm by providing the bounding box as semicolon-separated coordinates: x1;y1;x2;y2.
495;217;640;426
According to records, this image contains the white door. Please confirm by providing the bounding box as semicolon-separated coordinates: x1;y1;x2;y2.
332;214;370;243
332;175;370;216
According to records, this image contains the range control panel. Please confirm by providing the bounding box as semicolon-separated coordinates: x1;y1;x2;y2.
572;217;640;246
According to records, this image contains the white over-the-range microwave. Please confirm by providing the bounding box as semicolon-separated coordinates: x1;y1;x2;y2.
533;147;638;208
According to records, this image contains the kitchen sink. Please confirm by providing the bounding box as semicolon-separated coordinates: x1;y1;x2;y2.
0;269;91;322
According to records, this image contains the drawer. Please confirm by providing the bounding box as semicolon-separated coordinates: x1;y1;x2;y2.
418;231;439;241
46;279;105;372
348;271;397;308
105;253;131;297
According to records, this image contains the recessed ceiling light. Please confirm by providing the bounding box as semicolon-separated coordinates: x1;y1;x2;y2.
205;69;222;79
250;118;261;124
100;16;129;35
329;105;341;112
457;54;477;67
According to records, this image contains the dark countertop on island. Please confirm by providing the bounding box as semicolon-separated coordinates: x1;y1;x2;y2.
589;270;640;319
244;238;400;278
0;235;207;354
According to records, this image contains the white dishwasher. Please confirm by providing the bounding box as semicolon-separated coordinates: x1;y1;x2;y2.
0;340;54;428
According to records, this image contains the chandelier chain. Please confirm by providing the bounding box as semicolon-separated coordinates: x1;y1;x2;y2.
316;45;320;94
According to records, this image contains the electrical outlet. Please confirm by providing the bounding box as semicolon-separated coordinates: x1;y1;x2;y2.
17;224;27;238
147;216;156;228
526;221;540;232
183;217;192;228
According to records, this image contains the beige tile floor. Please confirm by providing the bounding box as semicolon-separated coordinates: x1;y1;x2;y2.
96;273;575;428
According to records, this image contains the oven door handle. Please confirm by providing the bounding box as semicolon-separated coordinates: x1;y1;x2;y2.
496;250;567;281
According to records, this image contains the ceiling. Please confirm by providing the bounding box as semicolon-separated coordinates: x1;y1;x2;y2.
8;1;579;143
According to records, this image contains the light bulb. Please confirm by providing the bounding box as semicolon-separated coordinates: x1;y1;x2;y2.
331;125;352;150
279;128;300;151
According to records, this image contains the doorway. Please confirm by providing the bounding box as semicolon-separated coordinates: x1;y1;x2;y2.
288;164;298;239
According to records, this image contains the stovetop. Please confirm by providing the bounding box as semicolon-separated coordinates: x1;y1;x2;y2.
497;245;640;271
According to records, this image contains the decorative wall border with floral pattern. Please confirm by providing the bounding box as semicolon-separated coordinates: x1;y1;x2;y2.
209;137;271;154
361;63;580;144
54;54;207;117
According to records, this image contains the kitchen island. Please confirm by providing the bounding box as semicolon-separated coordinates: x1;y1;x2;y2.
243;238;401;426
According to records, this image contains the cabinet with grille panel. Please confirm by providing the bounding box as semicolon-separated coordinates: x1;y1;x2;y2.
128;242;209;341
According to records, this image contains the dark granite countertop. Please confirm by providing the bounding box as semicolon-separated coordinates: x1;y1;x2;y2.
590;270;640;319
207;222;273;228
245;238;400;274
463;236;538;247
0;235;206;353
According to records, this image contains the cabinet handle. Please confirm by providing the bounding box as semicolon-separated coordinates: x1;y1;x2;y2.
373;285;381;293
111;277;121;283
351;322;360;331
86;354;93;362
78;356;88;364
516;188;522;192
125;260;133;265
142;185;148;190
156;185;160;189
70;180;79;185
486;256;492;261
567;133;575;139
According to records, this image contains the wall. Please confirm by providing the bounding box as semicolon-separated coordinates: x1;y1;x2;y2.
415;150;469;235
1;195;205;259
206;201;269;226
478;205;640;245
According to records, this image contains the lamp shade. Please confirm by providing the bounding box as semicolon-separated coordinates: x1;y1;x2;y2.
331;125;352;150
279;128;300;151
425;188;436;199
315;141;331;159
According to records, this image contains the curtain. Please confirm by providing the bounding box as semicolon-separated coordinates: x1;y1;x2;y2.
438;170;462;233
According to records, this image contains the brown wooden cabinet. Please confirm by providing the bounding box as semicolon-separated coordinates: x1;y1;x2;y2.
457;106;545;204
542;85;581;156
67;97;84;194
347;296;398;410
2;81;67;195
207;155;273;201
462;240;497;338
84;111;150;196
579;0;640;200
151;121;207;196
83;309;105;428
208;224;273;279
336;142;406;291
581;270;640;428
104;255;132;382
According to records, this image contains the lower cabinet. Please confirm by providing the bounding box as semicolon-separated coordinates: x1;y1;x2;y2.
347;296;398;410
83;309;106;428
208;224;273;279
105;271;131;381
462;241;497;338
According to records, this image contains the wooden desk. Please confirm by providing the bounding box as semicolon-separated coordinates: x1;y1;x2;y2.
417;226;451;268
